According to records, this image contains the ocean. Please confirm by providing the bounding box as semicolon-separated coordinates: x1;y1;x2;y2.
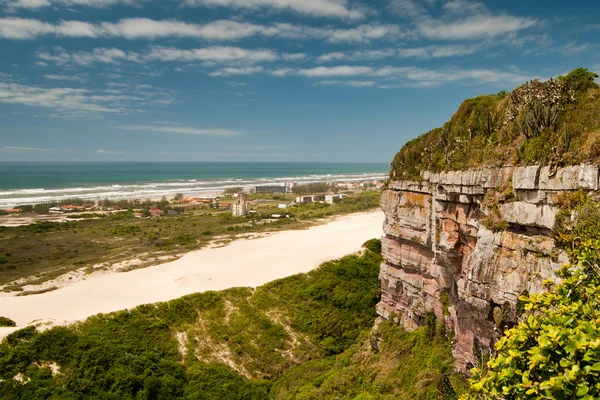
0;162;389;208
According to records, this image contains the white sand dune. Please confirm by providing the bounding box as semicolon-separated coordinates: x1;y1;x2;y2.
0;210;384;334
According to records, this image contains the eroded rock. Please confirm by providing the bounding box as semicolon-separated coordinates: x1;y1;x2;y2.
377;164;589;372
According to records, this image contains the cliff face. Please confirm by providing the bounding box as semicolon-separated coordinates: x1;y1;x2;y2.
378;164;599;371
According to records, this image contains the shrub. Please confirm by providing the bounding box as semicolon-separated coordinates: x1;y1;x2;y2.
0;317;16;327
362;238;382;254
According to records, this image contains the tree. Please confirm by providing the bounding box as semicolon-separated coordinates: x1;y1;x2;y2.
173;193;184;201
561;67;599;93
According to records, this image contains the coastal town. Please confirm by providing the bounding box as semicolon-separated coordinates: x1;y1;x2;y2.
0;180;385;224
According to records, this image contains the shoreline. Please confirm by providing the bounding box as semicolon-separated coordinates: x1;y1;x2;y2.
0;209;384;337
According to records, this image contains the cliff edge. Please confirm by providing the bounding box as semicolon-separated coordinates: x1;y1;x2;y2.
378;68;600;372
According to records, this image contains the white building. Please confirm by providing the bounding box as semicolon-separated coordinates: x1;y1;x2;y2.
278;203;289;209
295;195;319;203
232;195;250;216
325;194;347;204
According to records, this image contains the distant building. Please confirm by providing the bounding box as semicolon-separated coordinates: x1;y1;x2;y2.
3;208;22;214
278;203;289;209
295;195;319;203
62;205;86;212
150;208;163;217
255;185;286;194
325;194;347;204
232;195;249;216
284;181;295;193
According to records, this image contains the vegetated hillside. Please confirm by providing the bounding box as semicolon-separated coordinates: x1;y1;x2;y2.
390;68;600;181
272;320;466;400
0;243;384;399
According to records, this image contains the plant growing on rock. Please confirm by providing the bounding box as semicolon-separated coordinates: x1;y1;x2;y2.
517;101;561;139
463;240;600;400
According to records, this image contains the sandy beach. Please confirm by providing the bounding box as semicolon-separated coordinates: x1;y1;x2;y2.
0;210;384;334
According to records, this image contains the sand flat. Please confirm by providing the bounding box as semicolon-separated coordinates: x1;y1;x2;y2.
0;210;384;331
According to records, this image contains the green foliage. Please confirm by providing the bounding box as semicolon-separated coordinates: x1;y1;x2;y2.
271;321;466;399
292;182;331;195
466;240;600;400
552;190;600;249
389;68;600;180
465;194;600;399
561;67;600;93
362;238;382;254
0;248;383;399
223;187;243;195
0;316;16;327
518;101;560;139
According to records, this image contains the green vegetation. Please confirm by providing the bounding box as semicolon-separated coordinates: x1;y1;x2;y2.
0;192;380;287
362;238;382;254
271;320;467;399
292;182;331;194
390;68;600;180
0;240;469;399
223;187;243;195
463;195;600;399
0;317;15;327
0;245;383;399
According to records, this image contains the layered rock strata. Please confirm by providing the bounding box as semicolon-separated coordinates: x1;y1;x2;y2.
377;164;598;371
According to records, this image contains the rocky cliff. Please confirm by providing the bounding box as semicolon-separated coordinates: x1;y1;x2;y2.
377;163;599;371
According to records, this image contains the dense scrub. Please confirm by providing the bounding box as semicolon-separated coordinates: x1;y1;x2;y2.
390;68;600;180
271;320;467;399
463;194;600;399
0;242;383;399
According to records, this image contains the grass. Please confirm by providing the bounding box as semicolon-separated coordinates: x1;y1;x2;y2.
0;191;380;288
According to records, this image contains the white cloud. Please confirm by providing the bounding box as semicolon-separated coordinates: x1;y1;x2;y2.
414;0;537;40
561;42;589;55
418;15;537;40
314;80;375;87
0;82;123;112
147;46;277;64
4;0;52;10
282;53;308;61
297;66;375;77
39;46;286;68
183;0;365;20
261;65;532;87
43;74;84;81
270;68;295;77
209;66;264;76
2;0;139;11
97;149;127;154
0;145;55;152
120;125;242;136
316;45;478;62
0;17;401;43
0;18;55;39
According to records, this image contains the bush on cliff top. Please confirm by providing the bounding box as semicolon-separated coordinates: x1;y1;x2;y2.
390;68;600;180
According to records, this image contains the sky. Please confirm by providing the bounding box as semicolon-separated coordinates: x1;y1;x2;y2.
0;0;599;163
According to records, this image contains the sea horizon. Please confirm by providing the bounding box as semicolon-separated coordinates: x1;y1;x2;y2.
0;161;389;208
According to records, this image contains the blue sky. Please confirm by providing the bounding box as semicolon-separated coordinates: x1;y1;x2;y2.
0;0;598;162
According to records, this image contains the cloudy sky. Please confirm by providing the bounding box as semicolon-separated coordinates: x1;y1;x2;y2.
0;0;598;162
